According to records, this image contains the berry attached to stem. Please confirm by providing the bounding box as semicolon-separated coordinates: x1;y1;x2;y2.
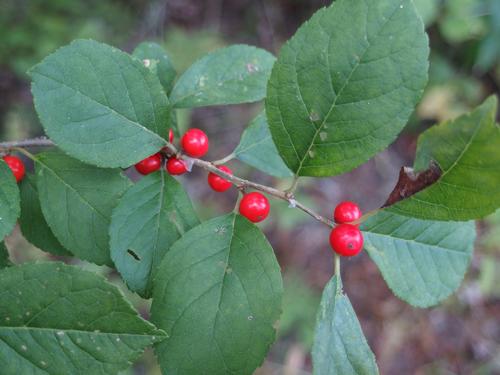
166;157;187;175
329;224;364;257
208;165;233;192
181;128;209;157
135;153;162;175
239;192;270;223
3;155;25;182
334;201;362;224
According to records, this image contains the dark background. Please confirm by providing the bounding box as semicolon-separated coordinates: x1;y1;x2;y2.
1;0;499;374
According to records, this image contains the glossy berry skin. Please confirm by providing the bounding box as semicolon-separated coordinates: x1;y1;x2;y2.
334;201;362;224
135;153;162;175
169;129;174;143
329;224;364;257
3;155;25;182
166;157;187;175
239;192;270;223
181;128;209;157
208;166;233;192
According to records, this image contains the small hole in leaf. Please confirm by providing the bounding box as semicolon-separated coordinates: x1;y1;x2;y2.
127;250;141;261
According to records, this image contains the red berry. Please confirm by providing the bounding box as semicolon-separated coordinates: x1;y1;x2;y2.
181;128;209;158
329;224;364;257
169;129;174;143
3;155;25;182
135;153;162;175
208;166;233;192
334;201;362;224
166;157;187;175
239;192;270;223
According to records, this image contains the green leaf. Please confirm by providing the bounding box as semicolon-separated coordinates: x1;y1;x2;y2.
19;174;71;256
0;242;11;269
0;262;165;375
234;112;293;178
390;96;500;221
133;41;177;95
35;151;131;265
266;0;429;177
170;45;276;108
110;170;199;298
0;159;20;241
30;39;169;168
151;213;283;375
312;275;379;375
361;211;476;307
413;0;439;26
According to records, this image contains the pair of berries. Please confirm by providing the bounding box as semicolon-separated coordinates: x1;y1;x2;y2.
3;155;25;183
330;201;364;257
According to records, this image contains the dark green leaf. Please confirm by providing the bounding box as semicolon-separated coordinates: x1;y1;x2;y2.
170;45;276;108
266;0;429;176
0;262;165;375
234;112;293;178
110;170;199;298
362;211;476;307
151;213;283;375
30;39;169;168
0;159;20;241
390;96;500;221
19;174;71;256
312;275;379;375
35;151;131;265
0;242;11;269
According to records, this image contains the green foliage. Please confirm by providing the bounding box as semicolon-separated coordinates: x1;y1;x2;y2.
362;211;476;307
234;112;293;178
110;170;199;298
151;214;283;375
0;262;165;375
440;0;486;43
170;45;276;108
30;39;170;168
35;151;131;265
0;160;20;241
413;0;439;26
391;96;500;221
312;275;379;375
0;242;11;269
266;0;429;177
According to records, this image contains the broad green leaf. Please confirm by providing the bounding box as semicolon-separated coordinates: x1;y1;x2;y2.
266;0;429;177
133;41;177;95
312;275;379;375
35;151;131;265
391;96;500;221
0;262;165;375
151;213;283;375
30;39;169;168
413;0;439;26
234;112;293;178
361;211;476;307
0;160;20;241
19;174;71;256
110;170;199;298
170;45;276;108
0;242;11;269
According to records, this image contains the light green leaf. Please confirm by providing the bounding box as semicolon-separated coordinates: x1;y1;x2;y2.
0;242;11;269
151;213;283;375
133;41;177;95
0;159;20;241
0;262;165;375
170;45;276;108
361;211;476;307
35;151;131;265
312;275;379;375
110;170;199;298
19;174;71;256
234;112;293;178
266;0;429;177
30;39;169;168
390;96;500;221
413;0;439;26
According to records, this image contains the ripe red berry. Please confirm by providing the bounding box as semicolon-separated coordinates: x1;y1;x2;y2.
239;192;270;223
169;129;174;143
208;166;233;192
181;128;209;158
334;201;362;224
135;153;162;175
166;157;187;175
3;155;25;183
329;224;364;257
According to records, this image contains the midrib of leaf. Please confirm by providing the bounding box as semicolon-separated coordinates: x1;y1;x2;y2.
294;4;402;175
236;136;270;155
0;326;158;339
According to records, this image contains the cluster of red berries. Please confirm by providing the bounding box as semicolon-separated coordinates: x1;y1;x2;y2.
135;128;271;224
330;201;364;257
2;155;25;183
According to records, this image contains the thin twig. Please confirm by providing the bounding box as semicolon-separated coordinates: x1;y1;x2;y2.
0;137;54;149
212;152;236;166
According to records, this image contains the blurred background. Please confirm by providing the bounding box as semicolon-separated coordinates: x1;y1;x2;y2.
1;0;499;374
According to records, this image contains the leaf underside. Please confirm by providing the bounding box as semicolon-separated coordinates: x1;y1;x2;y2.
0;160;20;241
